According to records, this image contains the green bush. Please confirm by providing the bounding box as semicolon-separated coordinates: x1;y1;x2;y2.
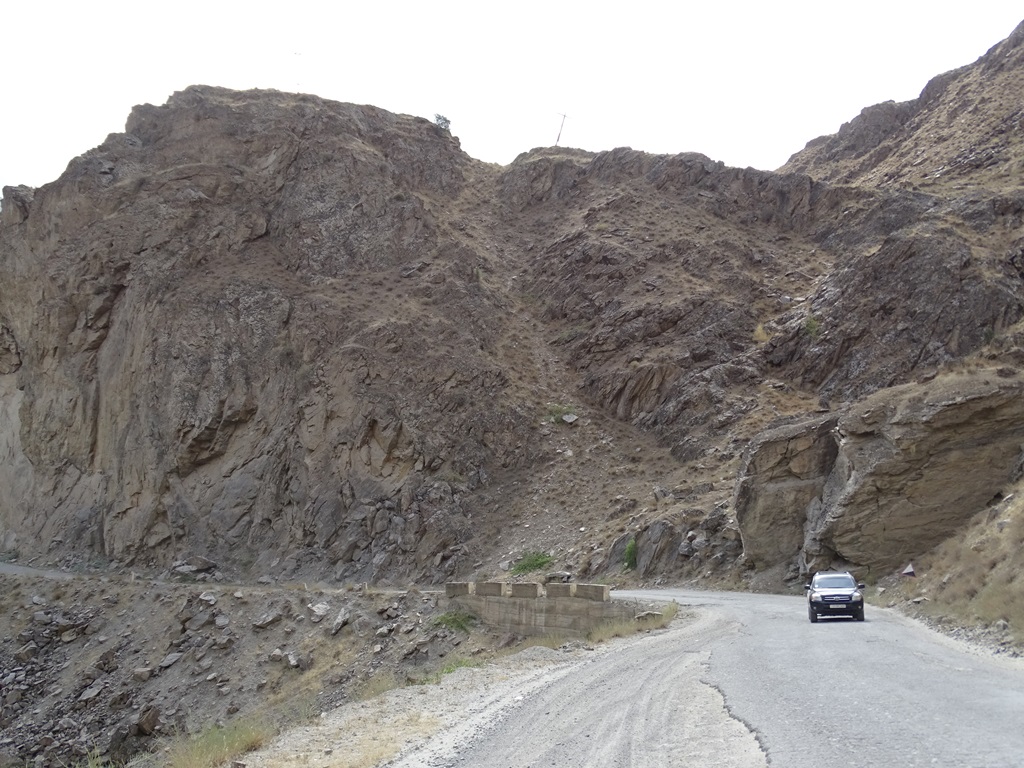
511;551;554;574
434;610;476;633
624;538;637;570
434;114;451;131
804;316;822;339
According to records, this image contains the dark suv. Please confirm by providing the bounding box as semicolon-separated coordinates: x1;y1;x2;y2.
805;571;866;622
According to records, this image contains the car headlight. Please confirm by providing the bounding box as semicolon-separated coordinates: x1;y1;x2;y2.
810;591;823;601
852;592;863;601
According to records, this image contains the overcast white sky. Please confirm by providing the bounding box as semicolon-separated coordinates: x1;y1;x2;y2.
2;2;1022;190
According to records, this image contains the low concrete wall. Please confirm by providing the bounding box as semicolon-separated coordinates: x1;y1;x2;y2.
445;582;474;597
450;593;635;638
546;583;576;598
574;584;610;602
475;582;507;597
509;582;543;598
444;581;626;638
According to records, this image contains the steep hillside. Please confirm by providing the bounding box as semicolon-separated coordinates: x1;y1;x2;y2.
2;19;1024;598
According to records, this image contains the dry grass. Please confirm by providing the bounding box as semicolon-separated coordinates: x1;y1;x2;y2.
323;710;439;768
587;602;679;643
516;633;568;651
351;667;404;701
258;662;328;727
912;491;1024;643
415;655;480;685
161;717;272;768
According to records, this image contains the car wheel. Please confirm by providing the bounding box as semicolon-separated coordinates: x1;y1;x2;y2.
855;608;865;622
808;606;818;623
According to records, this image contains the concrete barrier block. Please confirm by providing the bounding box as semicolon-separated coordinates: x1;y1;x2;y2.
574;584;610;602
545;583;576;598
510;582;542;598
445;582;473;597
476;582;507;597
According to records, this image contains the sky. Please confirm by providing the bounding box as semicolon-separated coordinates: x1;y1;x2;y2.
2;1;1022;190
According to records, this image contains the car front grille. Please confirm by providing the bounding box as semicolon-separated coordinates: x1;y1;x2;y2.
821;594;852;602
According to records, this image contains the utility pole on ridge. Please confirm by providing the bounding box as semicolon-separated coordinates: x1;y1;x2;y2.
555;113;568;146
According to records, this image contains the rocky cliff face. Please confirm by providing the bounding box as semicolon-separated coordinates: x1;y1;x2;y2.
735;371;1024;577
0;88;542;582
3;18;1024;586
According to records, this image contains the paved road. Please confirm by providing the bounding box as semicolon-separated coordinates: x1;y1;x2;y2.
392;589;1024;768
618;589;1024;768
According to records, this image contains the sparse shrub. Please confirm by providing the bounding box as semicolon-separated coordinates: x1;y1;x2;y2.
554;326;586;345
434;610;476;633
804;316;822;339
511;551;554;574
544;403;577;423
434;114;451;131
434;468;467;486
753;323;771;343
624;538;638;570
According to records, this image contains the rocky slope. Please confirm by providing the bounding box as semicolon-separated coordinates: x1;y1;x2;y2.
0;565;480;765
2;21;1024;597
781;20;1024;194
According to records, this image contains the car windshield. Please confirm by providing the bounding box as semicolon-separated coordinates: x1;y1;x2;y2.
814;574;856;589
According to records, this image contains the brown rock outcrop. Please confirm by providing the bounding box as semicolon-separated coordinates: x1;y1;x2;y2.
0;87;537;580
735;371;1024;576
734;414;840;568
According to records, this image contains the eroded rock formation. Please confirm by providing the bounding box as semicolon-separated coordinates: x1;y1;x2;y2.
736;371;1024;576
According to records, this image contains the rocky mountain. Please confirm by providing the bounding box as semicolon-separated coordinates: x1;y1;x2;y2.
2;20;1024;592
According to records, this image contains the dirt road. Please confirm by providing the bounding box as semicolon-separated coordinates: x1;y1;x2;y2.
246;608;765;768
389;607;766;768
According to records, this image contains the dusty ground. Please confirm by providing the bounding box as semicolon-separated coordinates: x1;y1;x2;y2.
243;611;767;768
242;644;583;768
